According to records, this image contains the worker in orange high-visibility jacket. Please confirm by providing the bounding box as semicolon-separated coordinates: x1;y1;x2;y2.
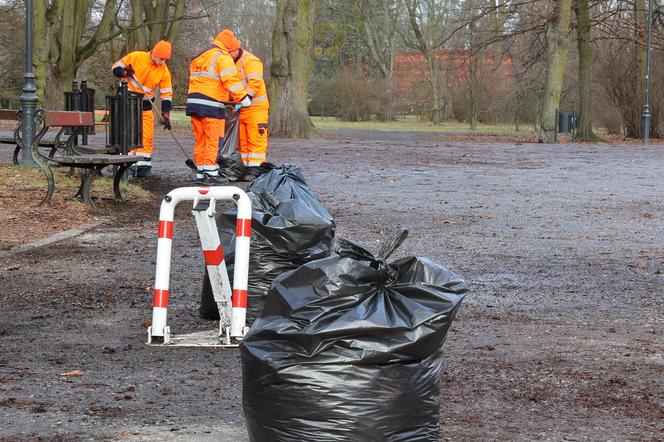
217;30;270;180
186;32;250;184
111;40;173;177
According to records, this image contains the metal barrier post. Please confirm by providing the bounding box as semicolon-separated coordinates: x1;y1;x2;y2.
147;186;252;347
192;200;233;341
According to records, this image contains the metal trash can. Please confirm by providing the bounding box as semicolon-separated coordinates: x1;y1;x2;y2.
105;81;143;155
558;112;575;133
64;80;96;142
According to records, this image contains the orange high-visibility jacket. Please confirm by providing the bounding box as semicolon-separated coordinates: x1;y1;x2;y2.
186;41;247;119
111;51;173;106
236;49;269;111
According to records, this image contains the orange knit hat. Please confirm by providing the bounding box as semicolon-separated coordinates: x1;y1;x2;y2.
215;29;241;51
151;40;172;60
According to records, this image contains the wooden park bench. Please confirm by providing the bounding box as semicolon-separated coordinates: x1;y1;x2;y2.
31;110;144;207
1;108;120;165
0;109;62;165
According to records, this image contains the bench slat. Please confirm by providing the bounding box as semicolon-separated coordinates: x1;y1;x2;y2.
55;154;144;165
75;145;119;155
0;109;17;120
46;111;94;127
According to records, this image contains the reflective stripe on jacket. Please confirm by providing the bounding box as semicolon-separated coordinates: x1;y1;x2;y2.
111;51;173;105
186;41;247;119
236;49;269;110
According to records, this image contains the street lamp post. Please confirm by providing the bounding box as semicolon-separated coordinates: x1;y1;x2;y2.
19;0;38;166
642;0;654;145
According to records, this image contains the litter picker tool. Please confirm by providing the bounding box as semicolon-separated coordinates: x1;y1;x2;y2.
149;103;197;171
126;71;197;171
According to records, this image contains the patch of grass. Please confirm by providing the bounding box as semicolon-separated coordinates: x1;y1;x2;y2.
311;116;535;134
96;175;153;201
0;165;152;205
169;110;189;123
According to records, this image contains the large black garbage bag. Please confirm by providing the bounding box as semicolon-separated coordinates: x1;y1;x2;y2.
248;163;334;225
241;230;468;442
200;190;336;322
217;110;246;181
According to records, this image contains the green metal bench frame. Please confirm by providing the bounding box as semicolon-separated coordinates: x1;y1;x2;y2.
31;110;144;207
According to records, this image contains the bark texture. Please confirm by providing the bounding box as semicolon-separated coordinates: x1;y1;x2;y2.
268;0;318;138
539;0;573;143
575;0;597;140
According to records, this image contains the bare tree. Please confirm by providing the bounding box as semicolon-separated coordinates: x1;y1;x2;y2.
539;0;573;143
0;1;24;103
33;0;120;107
404;0;451;124
127;0;186;50
32;0;191;108
632;0;647;138
353;0;401;120
269;0;318;138
575;0;597;140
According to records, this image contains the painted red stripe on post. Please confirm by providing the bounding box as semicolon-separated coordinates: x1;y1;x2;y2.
158;220;173;239
153;289;169;308
203;245;224;266
232;289;248;308
236;218;251;237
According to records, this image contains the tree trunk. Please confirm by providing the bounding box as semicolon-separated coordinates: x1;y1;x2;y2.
129;0;186;50
34;0;119;107
33;0;183;108
268;0;317;138
575;0;597;141
428;52;442;124
406;0;444;124
538;0;573;143
356;0;399;120
630;0;647;138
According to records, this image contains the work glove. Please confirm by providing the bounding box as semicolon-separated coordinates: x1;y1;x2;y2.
161;112;171;130
234;95;252;112
124;65;135;78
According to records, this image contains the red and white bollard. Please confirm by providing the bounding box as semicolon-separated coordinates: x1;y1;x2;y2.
147;186;251;346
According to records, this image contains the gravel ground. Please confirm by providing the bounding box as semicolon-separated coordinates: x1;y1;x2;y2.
0;129;663;441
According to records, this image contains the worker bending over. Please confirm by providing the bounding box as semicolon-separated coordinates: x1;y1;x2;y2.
112;40;173;177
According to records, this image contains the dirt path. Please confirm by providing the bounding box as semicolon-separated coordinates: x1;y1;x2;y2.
1;132;663;440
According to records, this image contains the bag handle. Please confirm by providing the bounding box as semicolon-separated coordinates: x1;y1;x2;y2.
378;229;408;261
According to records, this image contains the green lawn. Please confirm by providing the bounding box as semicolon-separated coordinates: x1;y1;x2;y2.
311;116;534;134
167;112;534;135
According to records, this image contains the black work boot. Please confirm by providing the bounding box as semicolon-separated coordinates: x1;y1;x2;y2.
135;165;152;178
204;174;230;185
240;166;262;182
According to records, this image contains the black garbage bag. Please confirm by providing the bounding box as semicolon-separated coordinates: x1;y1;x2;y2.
248;163;334;225
199;190;336;322
241;230;467;442
217;109;247;181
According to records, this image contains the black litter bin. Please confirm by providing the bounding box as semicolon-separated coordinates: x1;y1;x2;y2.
558;112;575;133
105;81;143;155
64;80;96;142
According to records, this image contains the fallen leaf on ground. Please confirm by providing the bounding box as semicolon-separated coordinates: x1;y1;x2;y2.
60;370;85;377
